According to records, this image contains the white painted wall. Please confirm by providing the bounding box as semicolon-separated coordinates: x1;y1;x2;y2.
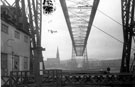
1;20;30;74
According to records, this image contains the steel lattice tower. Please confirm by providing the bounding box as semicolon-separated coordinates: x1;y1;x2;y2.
120;0;135;73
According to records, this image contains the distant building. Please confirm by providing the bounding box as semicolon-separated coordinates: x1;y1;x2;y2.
45;47;60;68
1;6;30;76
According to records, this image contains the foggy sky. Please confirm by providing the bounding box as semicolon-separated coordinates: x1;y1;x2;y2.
41;0;124;60
3;0;125;61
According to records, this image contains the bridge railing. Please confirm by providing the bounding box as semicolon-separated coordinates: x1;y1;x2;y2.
42;69;62;86
1;70;135;87
10;71;35;87
6;69;62;87
61;71;135;86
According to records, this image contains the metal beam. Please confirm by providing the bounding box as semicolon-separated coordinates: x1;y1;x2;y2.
83;0;100;54
21;0;27;31
120;0;135;73
28;0;44;86
1;0;11;6
15;0;20;24
68;6;92;9
71;21;88;24
27;0;36;72
60;0;77;54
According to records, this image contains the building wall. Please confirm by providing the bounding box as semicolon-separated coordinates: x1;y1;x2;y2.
1;20;30;75
45;58;60;68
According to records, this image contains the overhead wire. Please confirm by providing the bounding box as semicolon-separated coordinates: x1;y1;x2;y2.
97;9;122;26
69;10;124;44
92;25;123;43
68;4;135;51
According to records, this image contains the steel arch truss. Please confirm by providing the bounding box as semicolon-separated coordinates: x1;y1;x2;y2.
60;0;100;56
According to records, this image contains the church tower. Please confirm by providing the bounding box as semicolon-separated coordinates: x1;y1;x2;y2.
56;47;60;63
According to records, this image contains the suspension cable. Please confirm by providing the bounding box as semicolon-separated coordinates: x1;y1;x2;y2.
69;11;123;43
97;9;122;26
69;9;135;51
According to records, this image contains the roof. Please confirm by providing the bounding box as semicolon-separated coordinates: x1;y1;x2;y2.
1;5;30;36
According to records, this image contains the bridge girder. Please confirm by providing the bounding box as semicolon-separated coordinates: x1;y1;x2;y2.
60;0;100;56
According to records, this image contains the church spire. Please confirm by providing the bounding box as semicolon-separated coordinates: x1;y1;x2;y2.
56;47;60;60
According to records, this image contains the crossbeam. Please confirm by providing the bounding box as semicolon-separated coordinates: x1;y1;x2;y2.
59;0;77;54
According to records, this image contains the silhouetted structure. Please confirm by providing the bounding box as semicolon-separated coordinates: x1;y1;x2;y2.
1;0;135;87
45;47;60;68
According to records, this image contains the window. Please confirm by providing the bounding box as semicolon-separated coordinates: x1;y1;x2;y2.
1;23;8;34
24;35;28;43
14;31;20;39
1;53;8;76
24;57;28;70
13;55;19;71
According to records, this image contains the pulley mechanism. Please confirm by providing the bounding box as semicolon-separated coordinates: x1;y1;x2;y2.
43;0;56;14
